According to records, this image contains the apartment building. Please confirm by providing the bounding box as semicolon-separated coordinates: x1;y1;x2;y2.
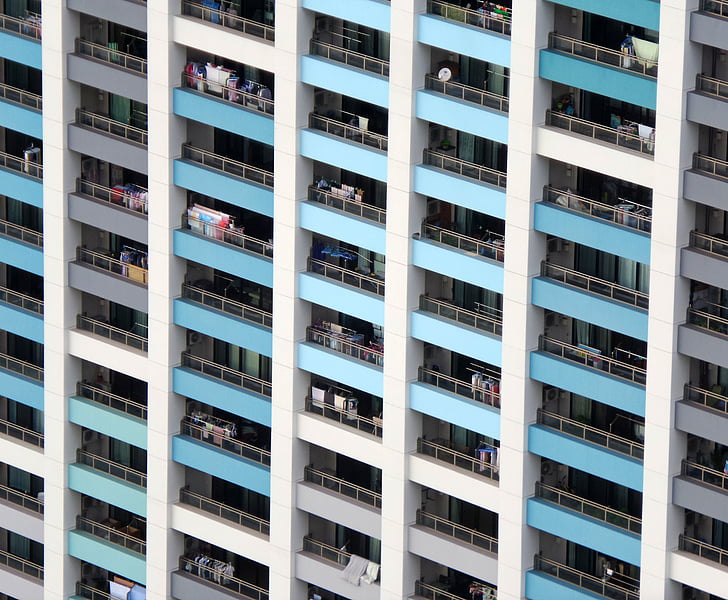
0;0;726;599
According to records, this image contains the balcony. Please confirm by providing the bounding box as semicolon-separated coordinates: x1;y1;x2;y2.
306;184;386;226
178;487;270;536
412;581;485;600
0;351;43;411
0;13;41;69
680;534;728;569
0;217;43;276
302;0;391;33
0;416;43;448
305;396;382;438
75;515;146;554
67;0;147;32
416;438;499;482
0;482;43;532
674;460;728;523
678;306;728;369
685;154;728;212
0;150;43;208
0;81;41;138
0;285;43;343
0;548;43;599
682;230;728;291
175;144;274;218
173;556;269;600
180;0;275;43
76;315;148;353
691;0;728;52
676;384;728;446
687;75;728;131
303;465;381;509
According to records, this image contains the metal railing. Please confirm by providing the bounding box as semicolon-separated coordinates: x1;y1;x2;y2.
423;149;507;188
543;186;652;233
533;555;639;600
679;534;728;566
181;419;271;467
75;582;117;600
417;438;500;481
537;409;644;460
77;247;148;285
417;509;498;554
76;179;148;215
179;488;270;535
540;262;649;310
305;396;383;438
682;459;728;491
0;13;41;40
182;143;274;188
181;70;274;114
304;465;381;509
549;32;657;78
693;153;728;180
309;113;388;151
0;285;43;315
0;81;41;110
535;482;642;534
701;0;728;18
310;39;389;77
690;230;728;259
76;38;147;74
182;284;272;328
687;307;728;337
696;73;728;100
546;110;655;156
181;0;275;42
0;548;43;580
539;336;647;385
415;581;487;600
418;367;501;409
428;0;511;36
307;326;384;367
77;382;148;421
0;482;43;513
302;536;352;566
420;295;502;336
684;383;728;415
181;352;272;397
0;148;42;178
76;515;146;554
423;222;504;262
77;449;147;488
425;73;508;113
179;556;269;600
308;257;385;296
0;416;43;447
76;108;148;145
77;315;148;352
308;185;386;225
0;350;43;381
0;217;42;247
182;213;273;258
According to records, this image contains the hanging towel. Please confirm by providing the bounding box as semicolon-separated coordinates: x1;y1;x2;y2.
631;36;658;68
360;561;380;584
109;582;131;600
341;554;368;585
212;425;224;445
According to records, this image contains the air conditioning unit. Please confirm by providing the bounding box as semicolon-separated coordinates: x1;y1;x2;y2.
82;429;99;444
187;330;201;346
544;387;559;403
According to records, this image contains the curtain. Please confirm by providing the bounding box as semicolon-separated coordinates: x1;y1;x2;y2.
570;394;592;423
458;131;475;163
8;531;30;559
5;0;26;18
109;93;131;124
574;318;590;347
110;438;132;467
368;537;381;563
616;257;637;289
8;465;30;493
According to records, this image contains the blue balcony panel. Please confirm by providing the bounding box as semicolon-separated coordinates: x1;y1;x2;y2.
68;529;146;585
174;298;272;358
300;129;387;183
298;342;383;398
0;30;41;70
173;366;271;427
299;272;384;326
68;395;147;450
0;167;42;209
0;234;42;276
530;351;645;417
299;200;386;255
412;238;504;294
301;55;389;109
173;229;273;288
418;14;510;68
528;424;643;491
410;381;500;440
302;0;390;32
534;202;651;265
539;50;657;110
526;569;617;600
68;463;147;516
411;310;502;367
416;90;508;144
0;300;42;343
0;368;43;411
173;88;273;146
532;277;648;341
0;97;41;138
173;159;273;218
548;0;659;31
414;165;506;219
172;434;270;496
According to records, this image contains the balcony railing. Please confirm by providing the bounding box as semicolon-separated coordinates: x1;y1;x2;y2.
538;336;647;385
304;465;382;509
418;366;501;409
77;382;147;421
76;179;148;215
76;515;146;554
0;12;41;40
415;581;489;600
305;396;383;438
182;213;273;258
0;81;42;110
180;556;269;600
306;326;384;367
181;283;272;328
77;449;147;488
696;74;728;100
549;32;657;78
180;351;272;397
537;409;644;460
427;0;511;36
540;262;649;310
308;257;385;296
535;482;642;535
179;487;270;536
423;149;507;189
690;230;728;260
76;38;147;75
77;247;148;285
0;548;43;580
0;416;43;448
533;555;639;600
0;148;42;179
302;536;351;566
543;186;652;233
76;108;148;145
417;438;500;481
0;217;42;247
181;70;274;114
309;113;388;151
181;418;271;467
0;482;43;514
682;459;728;491
684;383;728;416
701;0;728;18
75;582;118;600
419;295;502;336
422;221;505;262
425;73;509;113
308;184;386;225
693;153;728;180
180;0;275;42
310;39;390;77
687;306;728;337
416;509;498;554
0;285;43;315
679;534;728;566
181;143;274;188
0;350;43;381
546;110;655;156
77;315;148;352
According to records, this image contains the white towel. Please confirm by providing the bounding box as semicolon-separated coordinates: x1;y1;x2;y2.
637;124;655;140
109;581;131;600
341;554;368;585
631;36;658;67
360;561;380;584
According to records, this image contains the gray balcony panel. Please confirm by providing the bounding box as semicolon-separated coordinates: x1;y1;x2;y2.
296;481;380;539
681;246;728;289
69;261;148;313
0;564;43;600
691;11;728;52
68;193;148;244
687;91;728;131
684;169;728;212
171;570;246;600
0;499;42;543
68;124;148;175
676;400;728;447
674;475;728;523
295;551;380;600
678;324;728;370
67;53;147;104
67;0;147;31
